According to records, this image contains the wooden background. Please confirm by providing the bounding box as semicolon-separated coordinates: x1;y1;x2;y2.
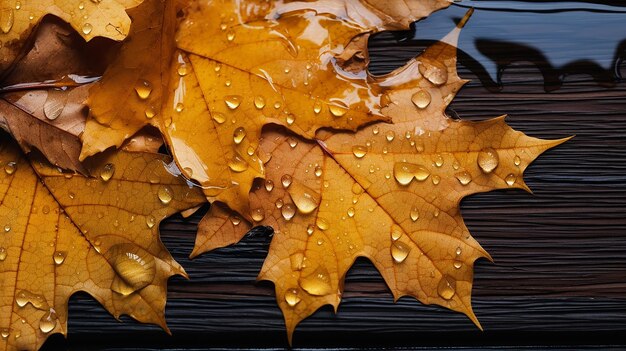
42;2;626;349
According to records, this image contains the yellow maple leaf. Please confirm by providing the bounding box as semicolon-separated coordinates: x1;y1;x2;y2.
193;14;570;343
0;0;144;73
0;135;204;351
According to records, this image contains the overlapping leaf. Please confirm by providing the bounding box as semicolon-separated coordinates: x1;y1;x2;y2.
0;0;143;74
0;136;204;350
194;18;569;342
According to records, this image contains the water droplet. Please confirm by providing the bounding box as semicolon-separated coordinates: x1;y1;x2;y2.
0;247;6;261
43;93;64;120
411;89;431;109
286;114;295;125
42;206;50;214
391;241;411;263
275;198;284;209
0;328;8;339
15;290;47;309
53;251;66;265
347;207;355;218
393;162;429;186
316;238;324;246
1;8;15;33
108;244;156;295
254;96;265;109
453;261;462;269
228;153;248;172
314;166;323;177
145;106;156;119
477;148;499;173
410;207;419;222
78;2;85;10
230;216;241;225
4;161;16;175
233;127;246;144
81;22;92;35
264;179;274;192
177;63;188;76
288;137;298;148
225;95;242;110
4;224;10;232
212;112;226;124
455;171;472;185
146;215;156;228
251;208;265;222
514;155;521;166
391;225;403;241
432;175;441;185
39;310;57;334
281;174;292;188
226;29;235;41
329;101;348;117
290;253;304;270
175;102;185;113
434;154;444;167
352;145;367;158
456;247;462;255
281;203;296;221
505;173;516;186
437;275;456;300
274;101;281;109
288;182;320;214
385;131;395;142
100;163;115;182
316;217;329;230
134;80;152;100
372;126;380;135
419;60;448;86
306;225;314;235
157;185;173;204
299;266;332;296
285;288;301;307
313;100;322;114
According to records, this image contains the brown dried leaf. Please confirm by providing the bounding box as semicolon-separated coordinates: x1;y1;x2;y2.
0;135;205;350
194;16;569;342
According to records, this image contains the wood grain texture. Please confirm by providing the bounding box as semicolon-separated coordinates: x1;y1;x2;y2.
42;4;626;350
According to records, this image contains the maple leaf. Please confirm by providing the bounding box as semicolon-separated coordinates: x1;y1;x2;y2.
193;14;570;343
0;0;144;74
0;135;204;351
157;0;454;215
79;0;175;160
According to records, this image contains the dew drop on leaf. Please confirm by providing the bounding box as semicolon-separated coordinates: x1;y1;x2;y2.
477;147;499;173
0;247;7;261
281;174;292;188
505;173;517;186
455;171;472;185
328;101;348;117
108;244;156;295
39;310;57;334
146;215;156;229
281;203;296;221
290;252;304;271
411;89;431;109
53;251;66;265
4;161;16;175
391;241;410;263
299;266;332;296
224;95;242;110
437;275;456;300
352;145;367;158
134;80;152;100
264;179;274;192
233;127;246;144
157;185;173;204
285;288;301;307
288;182;320;214
254;95;266;109
81;22;92;35
100;163;115;182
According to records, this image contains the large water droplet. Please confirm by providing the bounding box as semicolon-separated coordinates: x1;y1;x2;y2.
233;127;246;144
108;244;156;295
391;225;403;241
281;174;292;188
299;266;332;296
385;131;395;142
434;154;444;167
81;23;93;35
53;251;66;265
437;275;456;300
0;328;8;339
15;290;48;310
264;179;274;192
224;95;242;110
0;247;7;261
393;162;429;185
254;96;265;109
4;161;16;175
251;208;265;222
146;215;156;228
328;101;348;117
316;217;329;230
411;89;431;109
419;60;448;86
477;147;499;173
39;310;57;334
157;185;173;204
391;241;411;263
134;80;152;100
212;112;226;124
352;145;367;158
410;206;419;222
505;173;516;186
288;182;320;214
285;288;301;307
281;204;296;221
1;8;15;33
455;171;472;185
100;163;115;182
228;154;248;172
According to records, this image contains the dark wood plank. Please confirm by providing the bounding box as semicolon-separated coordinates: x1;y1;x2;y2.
42;2;626;349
